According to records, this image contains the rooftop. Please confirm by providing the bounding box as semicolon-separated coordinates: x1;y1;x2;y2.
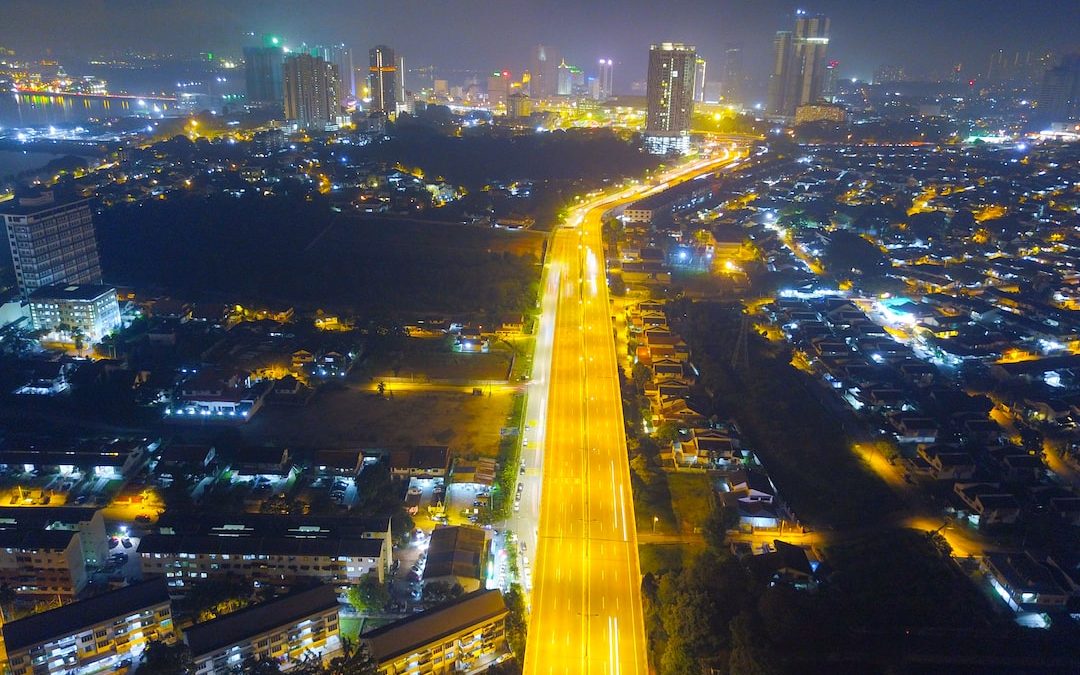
362;589;507;663
3;578;170;653
28;284;116;302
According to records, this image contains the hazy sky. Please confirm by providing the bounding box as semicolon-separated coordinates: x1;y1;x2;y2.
2;0;1077;88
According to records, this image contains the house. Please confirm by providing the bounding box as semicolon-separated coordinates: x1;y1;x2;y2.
389;446;451;479
918;445;976;480
889;414;939;444
311;448;365;477
3;579;174;675
953;483;1022;527
423;525;490;593
723;470;777;503
230;446;293;477
362;590;509;675
13;359;75;395
156;443;216;472
184;585;340;675
756;540;815;587
999;453;1045;483
657;397;709;426
983;552;1068;612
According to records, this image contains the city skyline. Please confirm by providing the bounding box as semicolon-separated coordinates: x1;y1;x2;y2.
2;0;1079;90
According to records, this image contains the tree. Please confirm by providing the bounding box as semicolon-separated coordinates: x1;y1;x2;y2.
728;612;781;675
321;638;378;675
654;420;681;446
630;362;652;391
140;640;194;675
376;381;386;397
0;583;15;622
503;584;528;660
422;580;464;606
347;573;390;614
234;656;283;674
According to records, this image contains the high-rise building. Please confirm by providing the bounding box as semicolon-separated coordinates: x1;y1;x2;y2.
767;12;831;116
645;42;697;154
507;91;532;119
530;44;560;99
874;64;906;84
243;38;284;107
693;57;708;103
598;59;614;100
487;70;511;106
1039;54;1080;123
3;190;101;298
368;45;398;114
556;60;573;96
282;53;339;128
306;43;354;104
823;60;840;100
397;55;408;112
721;45;744;103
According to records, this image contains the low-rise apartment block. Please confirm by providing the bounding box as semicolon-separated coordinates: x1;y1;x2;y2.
0;530;86;596
363;589;509;674
2;578;174;675
183;584;341;674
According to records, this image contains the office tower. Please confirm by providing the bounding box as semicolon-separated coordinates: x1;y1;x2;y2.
598;59;614;99
530;44;560;99
1039;54;1080;122
283;53;339;128
645;42;697;154
487;70;511;106
2;190;102;297
556;60;573;96
368;45;398;114
721;45;744;103
507;91;532;119
307;43;354;104
767;11;831;116
823;60;839;100
243;37;284;106
693;57;707;102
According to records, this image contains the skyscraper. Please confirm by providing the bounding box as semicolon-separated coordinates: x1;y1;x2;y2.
307;44;354;104
530;44;559;99
693;57;707;103
2;190;102;298
1039;54;1080;123
243;37;284;107
721;45;744;103
368;45;398;114
598;59;614;100
767;12;831;116
487;70;511;106
823;60;840;100
283;53;339;128
645;42;697;154
556;60;573;96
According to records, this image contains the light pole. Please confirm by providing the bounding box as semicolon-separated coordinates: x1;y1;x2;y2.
652;515;659;533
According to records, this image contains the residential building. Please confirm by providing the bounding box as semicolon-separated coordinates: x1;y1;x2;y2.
283;53;339;128
2;191;101;297
139;513;392;590
0;530;87;596
0;505;108;566
28;284;121;342
721;45;744;103
184;584;341;674
423;526;490;593
369;45;399;114
362;589;509;675
307;43;354;104
693;56;707;103
984;552;1069;612
645;43;697;154
1038;53;1080;123
389;446;451;479
243;40;284;107
3;578;174;675
767;12;831;116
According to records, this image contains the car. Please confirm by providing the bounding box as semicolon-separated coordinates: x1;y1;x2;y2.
519;464;526;475
121;538;133;548
109;537;119;548
134;515;151;524
74;495;89;504
520;542;527;553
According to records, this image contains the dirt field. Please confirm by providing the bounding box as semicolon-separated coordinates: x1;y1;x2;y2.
246;384;514;458
372;345;515;382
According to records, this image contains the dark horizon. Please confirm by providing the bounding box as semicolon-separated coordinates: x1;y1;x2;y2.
2;0;1078;89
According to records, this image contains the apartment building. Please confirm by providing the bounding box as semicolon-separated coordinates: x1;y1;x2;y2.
3;578;174;675
184;584;341;674
0;530;86;596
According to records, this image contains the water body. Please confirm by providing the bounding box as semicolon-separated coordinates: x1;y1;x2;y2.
0;92;176;129
0;149;83;180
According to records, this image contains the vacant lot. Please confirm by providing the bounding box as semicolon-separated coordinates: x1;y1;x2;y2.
247;385;513;458
370;339;516;383
666;472;713;534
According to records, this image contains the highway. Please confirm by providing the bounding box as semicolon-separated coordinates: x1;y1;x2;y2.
523;152;741;674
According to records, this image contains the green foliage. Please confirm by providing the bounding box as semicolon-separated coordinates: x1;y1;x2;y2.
503;584;529;660
821;230;889;278
140;641;195;675
422;580;464;606
484;393;526;522
347;573;391;614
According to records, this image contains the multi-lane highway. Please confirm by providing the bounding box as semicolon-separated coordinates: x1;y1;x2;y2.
523;152;741;674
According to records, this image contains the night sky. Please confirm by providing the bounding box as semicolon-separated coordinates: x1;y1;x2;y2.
2;0;1077;87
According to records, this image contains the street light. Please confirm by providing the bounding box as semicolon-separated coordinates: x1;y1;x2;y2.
652;515;659;533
